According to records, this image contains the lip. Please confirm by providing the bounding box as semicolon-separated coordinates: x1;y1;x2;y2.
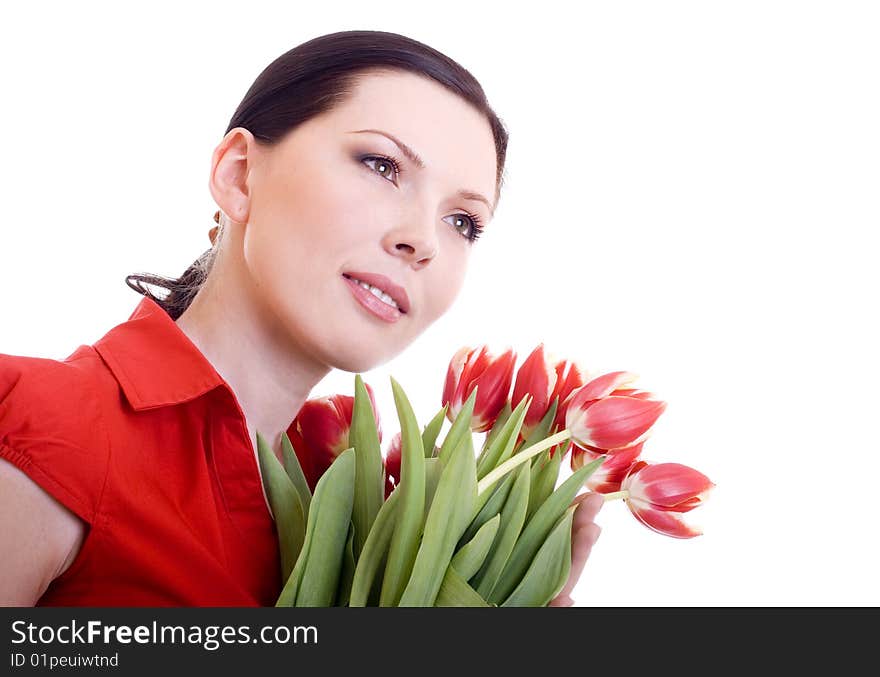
342;272;411;314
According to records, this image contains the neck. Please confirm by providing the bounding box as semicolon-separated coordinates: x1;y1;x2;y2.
174;248;331;460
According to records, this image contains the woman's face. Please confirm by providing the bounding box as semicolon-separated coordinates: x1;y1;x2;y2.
218;70;498;372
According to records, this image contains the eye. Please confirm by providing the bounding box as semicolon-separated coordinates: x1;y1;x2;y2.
445;211;484;243
361;154;403;183
362;153;484;244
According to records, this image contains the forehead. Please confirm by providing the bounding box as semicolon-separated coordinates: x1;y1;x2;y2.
319;71;498;207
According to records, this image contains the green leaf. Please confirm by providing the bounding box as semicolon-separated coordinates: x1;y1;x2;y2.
280;431;312;519
294;448;357;607
256;431;306;585
422;458;443;525
459;471;515;547
435;565;493;607
501;506;575;607
379;377;426;606
436;388;478;466
451;514;500;581
488;456;604;605
335;522;356;607
475;395;530;480
421;404;448;458
349;374;385;559
476;429;571;497
520;398;559;457
276;448;356;606
349;489;400;607
473;460;530;598
527;447;563;522
477;401;512;463
399;429;478;606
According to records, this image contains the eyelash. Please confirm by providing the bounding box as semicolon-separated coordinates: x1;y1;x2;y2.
360;153;484;243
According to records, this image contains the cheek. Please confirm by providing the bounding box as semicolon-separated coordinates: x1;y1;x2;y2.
422;254;469;322
251;174;369;268
297;169;385;253
259;149;369;231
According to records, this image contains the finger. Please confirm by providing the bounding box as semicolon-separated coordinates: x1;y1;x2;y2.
571;523;601;580
571;492;603;532
555;522;601;601
548;594;574;607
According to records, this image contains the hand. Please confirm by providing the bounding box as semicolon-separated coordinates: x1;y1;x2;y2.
548;491;603;607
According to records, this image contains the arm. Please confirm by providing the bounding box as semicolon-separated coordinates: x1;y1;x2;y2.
0;457;87;606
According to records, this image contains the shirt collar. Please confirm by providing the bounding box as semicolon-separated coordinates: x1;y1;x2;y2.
93;296;226;411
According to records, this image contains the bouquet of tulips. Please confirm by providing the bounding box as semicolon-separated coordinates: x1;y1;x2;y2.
257;344;714;607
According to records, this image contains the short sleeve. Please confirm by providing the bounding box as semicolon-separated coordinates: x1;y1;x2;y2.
0;353;110;526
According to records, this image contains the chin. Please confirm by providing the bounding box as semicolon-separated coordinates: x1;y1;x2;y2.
295;303;417;373
328;338;408;373
327;353;382;374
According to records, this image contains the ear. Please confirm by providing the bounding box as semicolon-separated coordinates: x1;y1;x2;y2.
208;127;257;226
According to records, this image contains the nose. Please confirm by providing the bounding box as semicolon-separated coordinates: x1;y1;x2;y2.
383;213;439;269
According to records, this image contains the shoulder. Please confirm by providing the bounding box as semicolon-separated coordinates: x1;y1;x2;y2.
0;348;111;524
0;347;110;448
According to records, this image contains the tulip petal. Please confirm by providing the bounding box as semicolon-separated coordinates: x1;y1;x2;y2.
443;346;472;408
578;371;640;401
570;446;603;472
577;396;667;450
471;348;517;433
627;499;703;538
445;345;489;418
512;344;557;433
584;442;644;494
612;388;656;401
384;432;402;499
443;345;515;432
551;360;587;431
297;399;347;451
626;462;714;509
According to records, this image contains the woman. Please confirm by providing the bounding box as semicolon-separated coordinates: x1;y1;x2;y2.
0;30;601;606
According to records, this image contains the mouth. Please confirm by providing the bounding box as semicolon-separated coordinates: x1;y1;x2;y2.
342;272;411;315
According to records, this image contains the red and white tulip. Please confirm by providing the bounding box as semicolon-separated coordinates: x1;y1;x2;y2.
620;461;715;538
511;344;558;439
564;372;667;453
572;441;645;494
442;345;516;432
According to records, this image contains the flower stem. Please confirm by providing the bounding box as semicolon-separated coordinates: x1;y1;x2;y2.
477;429;572;495
602;490;629;502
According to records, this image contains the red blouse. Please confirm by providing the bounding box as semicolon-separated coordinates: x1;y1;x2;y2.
0;295;311;606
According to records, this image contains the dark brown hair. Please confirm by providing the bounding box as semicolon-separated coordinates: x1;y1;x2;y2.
125;30;510;321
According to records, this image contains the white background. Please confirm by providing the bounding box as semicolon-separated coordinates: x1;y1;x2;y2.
2;1;878;606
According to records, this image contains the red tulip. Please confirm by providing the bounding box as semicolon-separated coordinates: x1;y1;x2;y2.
511;344;558;439
292;383;382;490
572;441;645;493
621;461;715;538
443;345;516;432
564;372;667;453
550;358;588;433
511;344;590;442
545;358;588;458
384;432;402;499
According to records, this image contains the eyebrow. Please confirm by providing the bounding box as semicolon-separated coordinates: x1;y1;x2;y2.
348;128;495;217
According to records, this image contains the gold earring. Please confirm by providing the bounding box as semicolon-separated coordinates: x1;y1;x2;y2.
209;210;221;245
